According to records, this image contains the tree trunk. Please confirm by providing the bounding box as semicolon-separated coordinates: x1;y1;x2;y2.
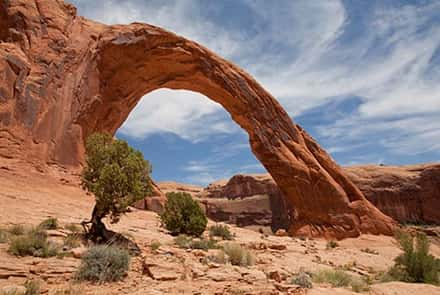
88;205;112;243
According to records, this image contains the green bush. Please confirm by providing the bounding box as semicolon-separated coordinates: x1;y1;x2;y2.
209;224;234;240
174;235;218;251
313;269;369;291
160;192;207;237
75;245;130;282
222;243;255;266
326;240;339;249
291;270;313;288
8;228;59;258
387;232;439;284
38;217;59;230
150;240;161;251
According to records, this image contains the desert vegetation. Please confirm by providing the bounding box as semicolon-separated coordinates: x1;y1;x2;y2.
80;132;153;244
160;192;207;236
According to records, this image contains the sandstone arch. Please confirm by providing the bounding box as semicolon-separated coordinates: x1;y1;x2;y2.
0;0;395;238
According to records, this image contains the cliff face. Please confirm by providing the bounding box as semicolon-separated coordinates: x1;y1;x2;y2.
0;0;395;238
345;164;440;224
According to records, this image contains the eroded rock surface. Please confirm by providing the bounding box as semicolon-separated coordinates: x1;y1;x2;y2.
0;0;395;238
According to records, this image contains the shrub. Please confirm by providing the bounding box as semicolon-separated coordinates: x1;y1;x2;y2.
313;269;369;291
24;280;40;295
291;269;313;288
8;228;59;258
174;235;217;251
326;240;339;249
222;243;255;266
8;224;25;236
313;269;352;287
38;217;59;230
160;192;207;237
52;285;84;295
209;224;234;240
387;232;439;284
75;245;130;282
150;240;161;251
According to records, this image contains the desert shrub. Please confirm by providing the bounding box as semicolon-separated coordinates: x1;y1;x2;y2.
361;248;379;255
38;217;59;230
190;238;218;251
313;269;352;287
387;232;439;284
8;228;59;258
291;269;313;288
326;240;339;249
313;269;369;291
0;228;8;243
8;224;25;236
52;285;84;295
75;245;130;282
222;243;255;266
24;280;40;295
150;240;161;251
174;235;217;251
209;224;234;240
160;192;207;237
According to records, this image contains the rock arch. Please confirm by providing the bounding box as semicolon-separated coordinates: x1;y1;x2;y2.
0;0;395;238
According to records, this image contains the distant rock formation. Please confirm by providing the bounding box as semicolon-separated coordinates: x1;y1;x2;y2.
345;164;440;224
200;164;440;227
0;0;395;238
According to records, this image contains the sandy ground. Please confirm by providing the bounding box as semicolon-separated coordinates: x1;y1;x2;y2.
0;164;439;294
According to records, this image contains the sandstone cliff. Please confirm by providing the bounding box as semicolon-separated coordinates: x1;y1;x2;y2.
0;0;395;238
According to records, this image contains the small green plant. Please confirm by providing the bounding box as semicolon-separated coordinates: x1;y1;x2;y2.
160;192;207;237
150;240;161;251
8;224;25;236
387;231;439;284
361;248;379;255
38;217;59;230
291;269;313;288
313;269;352;287
8;228;59;258
52;285;84;295
313;269;369;291
174;235;217;251
209;224;234;240
326;240;339;249
24;280;40;295
222;243;255;266
75;245;130;282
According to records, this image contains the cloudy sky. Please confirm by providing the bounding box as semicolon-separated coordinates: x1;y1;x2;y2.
70;0;440;185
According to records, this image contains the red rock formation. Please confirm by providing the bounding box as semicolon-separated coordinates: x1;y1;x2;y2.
345;164;440;224
0;0;395;238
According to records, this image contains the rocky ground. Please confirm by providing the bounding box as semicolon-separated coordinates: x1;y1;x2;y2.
0;164;439;294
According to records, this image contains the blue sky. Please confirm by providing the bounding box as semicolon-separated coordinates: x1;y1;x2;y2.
70;0;440;185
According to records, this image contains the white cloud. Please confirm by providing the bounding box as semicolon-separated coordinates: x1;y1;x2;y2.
118;89;238;142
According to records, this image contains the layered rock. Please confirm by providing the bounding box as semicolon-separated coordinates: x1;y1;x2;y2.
0;0;395;238
345;164;440;224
